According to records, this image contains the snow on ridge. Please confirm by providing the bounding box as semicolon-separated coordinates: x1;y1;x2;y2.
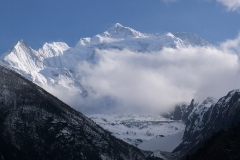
198;97;217;108
217;89;240;105
2;40;43;74
41;42;69;53
1;39;86;95
186;97;217;132
75;23;211;49
173;32;212;47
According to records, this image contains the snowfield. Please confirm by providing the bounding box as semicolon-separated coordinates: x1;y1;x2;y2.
87;114;185;147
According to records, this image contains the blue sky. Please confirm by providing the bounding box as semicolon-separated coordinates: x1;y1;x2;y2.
0;0;240;54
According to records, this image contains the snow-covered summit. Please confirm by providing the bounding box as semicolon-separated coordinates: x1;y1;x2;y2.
103;23;149;39
83;23;150;45
14;39;30;49
5;39;32;56
1;39;43;74
77;23;212;50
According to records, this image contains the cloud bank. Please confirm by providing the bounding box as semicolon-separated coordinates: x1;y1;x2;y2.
216;0;240;11
43;35;240;115
220;33;240;53
76;47;239;114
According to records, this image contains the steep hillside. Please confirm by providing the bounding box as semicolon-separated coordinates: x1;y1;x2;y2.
186;123;240;160
0;65;158;160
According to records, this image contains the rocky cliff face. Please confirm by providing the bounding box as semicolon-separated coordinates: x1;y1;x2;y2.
174;92;240;157
0;65;158;160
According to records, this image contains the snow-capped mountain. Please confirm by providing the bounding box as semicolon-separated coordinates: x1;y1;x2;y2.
78;23;211;49
0;23;212;103
88;114;185;147
174;92;240;157
0;65;160;160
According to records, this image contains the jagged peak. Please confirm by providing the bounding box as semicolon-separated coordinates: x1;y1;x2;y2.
14;39;30;49
109;23;128;30
1;39;33;57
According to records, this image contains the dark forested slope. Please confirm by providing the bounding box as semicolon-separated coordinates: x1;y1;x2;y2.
186;123;240;160
0;66;156;160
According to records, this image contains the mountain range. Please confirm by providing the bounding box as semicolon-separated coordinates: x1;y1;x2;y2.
0;23;212;102
1;23;240;159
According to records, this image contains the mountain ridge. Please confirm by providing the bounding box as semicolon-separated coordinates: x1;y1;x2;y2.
174;89;240;157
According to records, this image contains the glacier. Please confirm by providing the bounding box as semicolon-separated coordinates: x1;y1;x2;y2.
88;114;185;147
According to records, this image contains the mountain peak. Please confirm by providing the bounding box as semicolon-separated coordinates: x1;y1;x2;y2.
12;39;32;51
104;23;148;38
16;39;28;46
113;23;123;28
0;39;32;59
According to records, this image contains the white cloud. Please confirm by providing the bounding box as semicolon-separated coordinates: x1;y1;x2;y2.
72;46;239;114
216;0;240;11
220;33;240;53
